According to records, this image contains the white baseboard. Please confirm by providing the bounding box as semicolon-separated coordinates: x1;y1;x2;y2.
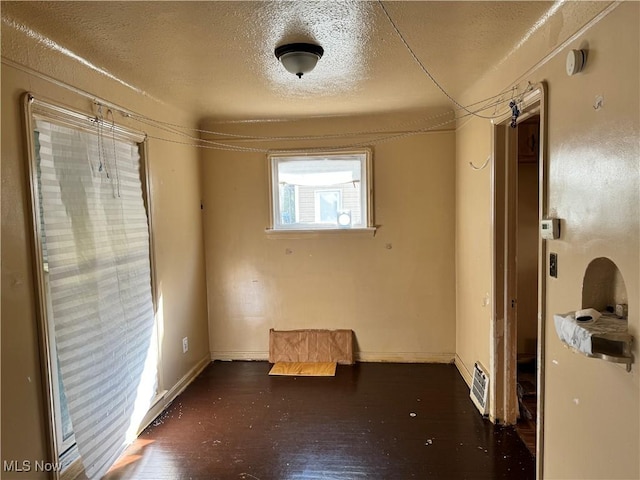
356;352;455;363
165;355;211;401
67;356;212;480
211;350;455;364
138;354;211;433
211;350;269;361
455;353;473;387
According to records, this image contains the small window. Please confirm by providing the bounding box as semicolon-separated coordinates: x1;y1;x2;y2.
269;151;373;231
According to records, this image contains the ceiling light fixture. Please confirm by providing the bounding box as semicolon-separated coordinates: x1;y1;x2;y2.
274;43;324;78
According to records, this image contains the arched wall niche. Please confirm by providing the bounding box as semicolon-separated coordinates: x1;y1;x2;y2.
581;257;628;315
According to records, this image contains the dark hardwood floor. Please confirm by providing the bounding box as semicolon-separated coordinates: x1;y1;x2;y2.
103;362;534;480
516;356;538;456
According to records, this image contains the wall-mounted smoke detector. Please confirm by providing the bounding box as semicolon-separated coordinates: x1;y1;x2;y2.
566;49;587;76
275;43;324;78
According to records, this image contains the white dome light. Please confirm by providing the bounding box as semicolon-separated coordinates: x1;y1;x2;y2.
275;43;324;78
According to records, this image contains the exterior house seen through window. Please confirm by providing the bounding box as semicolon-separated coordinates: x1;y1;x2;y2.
269;151;373;231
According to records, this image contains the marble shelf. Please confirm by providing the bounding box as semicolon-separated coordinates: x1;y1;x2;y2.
554;312;633;372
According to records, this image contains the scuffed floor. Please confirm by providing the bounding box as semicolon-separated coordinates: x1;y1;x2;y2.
104;362;534;479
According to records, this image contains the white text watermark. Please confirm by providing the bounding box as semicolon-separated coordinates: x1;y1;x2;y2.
3;460;62;473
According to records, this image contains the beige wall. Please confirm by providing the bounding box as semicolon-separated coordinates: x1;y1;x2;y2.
202;115;456;362
455;3;639;479
455;118;493;380
1;47;209;477
3;3;638;479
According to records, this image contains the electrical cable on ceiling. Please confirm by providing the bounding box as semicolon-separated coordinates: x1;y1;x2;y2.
6;8;535;155
377;1;537;124
124;107;456;142
143;109;454;153
121;105;457;153
125;93;508;153
377;1;498;120
116;84;523;148
136;93;513;154
492;86;517;117
95;76;534;155
130;110;454;148
120;85;510;142
128;115;257;152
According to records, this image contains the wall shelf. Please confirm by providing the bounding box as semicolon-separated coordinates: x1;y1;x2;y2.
554;312;633;371
554;256;635;371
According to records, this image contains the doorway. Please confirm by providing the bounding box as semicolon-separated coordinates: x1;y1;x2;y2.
514;115;540;456
491;83;547;478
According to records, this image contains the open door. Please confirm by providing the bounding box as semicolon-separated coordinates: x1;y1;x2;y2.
491;83;548;479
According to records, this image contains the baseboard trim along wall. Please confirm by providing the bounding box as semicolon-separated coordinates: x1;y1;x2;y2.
139;354;211;434
211;351;270;362
356;352;455;363
66;355;212;480
211;351;455;364
454;354;473;388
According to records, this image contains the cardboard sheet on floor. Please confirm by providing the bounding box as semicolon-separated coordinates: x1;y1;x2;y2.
268;328;354;364
269;362;337;376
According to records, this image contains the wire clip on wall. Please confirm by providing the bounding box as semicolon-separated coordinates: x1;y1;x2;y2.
509;100;520;128
469;155;491;171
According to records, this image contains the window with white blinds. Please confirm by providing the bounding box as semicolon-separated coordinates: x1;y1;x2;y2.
30;99;157;479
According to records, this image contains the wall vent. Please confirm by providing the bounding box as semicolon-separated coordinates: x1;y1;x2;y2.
470;362;489;416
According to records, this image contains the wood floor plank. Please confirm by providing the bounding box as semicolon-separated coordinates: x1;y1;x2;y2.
104;362;534;479
268;362;337;376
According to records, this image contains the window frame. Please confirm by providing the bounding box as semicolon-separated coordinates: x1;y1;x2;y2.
267;149;375;235
23;93;161;479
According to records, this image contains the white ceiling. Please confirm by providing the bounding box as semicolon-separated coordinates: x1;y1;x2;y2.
1;1;609;121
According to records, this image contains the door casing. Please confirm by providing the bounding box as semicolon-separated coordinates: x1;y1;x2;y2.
490;82;548;480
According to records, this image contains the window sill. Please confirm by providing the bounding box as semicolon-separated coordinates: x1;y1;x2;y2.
264;227;377;239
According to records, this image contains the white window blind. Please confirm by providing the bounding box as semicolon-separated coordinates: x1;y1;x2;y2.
34;116;157;479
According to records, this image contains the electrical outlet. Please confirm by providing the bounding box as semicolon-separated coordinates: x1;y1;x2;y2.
182;337;189;354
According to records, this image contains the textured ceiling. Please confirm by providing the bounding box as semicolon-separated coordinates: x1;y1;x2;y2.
1;1;610;121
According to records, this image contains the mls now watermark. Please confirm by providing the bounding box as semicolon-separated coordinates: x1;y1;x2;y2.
3;460;62;473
